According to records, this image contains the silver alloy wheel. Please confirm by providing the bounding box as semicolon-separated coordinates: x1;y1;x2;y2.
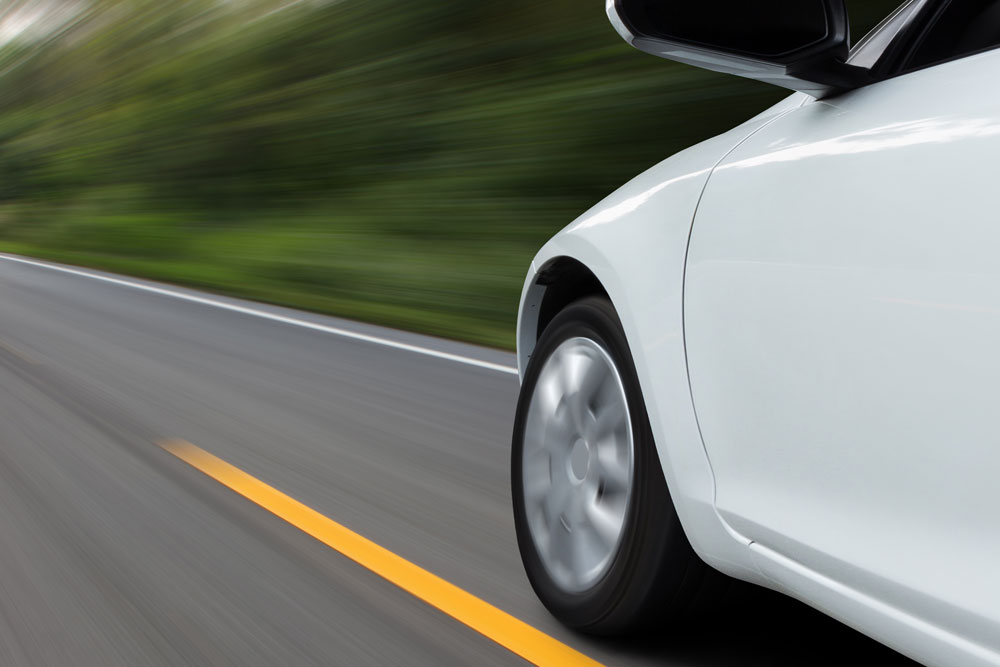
521;336;635;593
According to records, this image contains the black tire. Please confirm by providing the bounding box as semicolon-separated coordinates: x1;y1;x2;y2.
512;295;721;635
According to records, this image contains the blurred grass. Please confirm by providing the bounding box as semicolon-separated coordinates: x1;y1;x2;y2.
0;0;899;349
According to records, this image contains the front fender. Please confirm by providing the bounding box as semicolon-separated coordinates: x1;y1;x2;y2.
515;98;802;581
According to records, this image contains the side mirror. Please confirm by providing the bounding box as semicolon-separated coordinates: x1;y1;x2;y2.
607;0;871;97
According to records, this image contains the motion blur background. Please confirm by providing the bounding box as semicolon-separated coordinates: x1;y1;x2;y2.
0;0;898;348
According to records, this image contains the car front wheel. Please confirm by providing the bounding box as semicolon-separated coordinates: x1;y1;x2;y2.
512;296;721;634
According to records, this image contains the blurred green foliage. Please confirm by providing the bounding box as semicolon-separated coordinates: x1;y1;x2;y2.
0;0;899;348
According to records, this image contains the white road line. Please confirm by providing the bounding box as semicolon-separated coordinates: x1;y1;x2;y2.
0;254;519;376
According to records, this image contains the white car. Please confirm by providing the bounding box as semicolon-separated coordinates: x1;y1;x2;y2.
510;1;1000;665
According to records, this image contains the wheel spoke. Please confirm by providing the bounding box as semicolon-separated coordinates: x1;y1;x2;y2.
521;451;551;507
543;408;576;448
568;527;593;582
587;399;627;443
535;368;565;419
548;516;574;568
544;479;571;526
595;443;631;495
584;500;624;549
562;348;606;433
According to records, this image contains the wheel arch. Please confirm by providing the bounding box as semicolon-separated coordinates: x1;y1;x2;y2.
516;256;609;376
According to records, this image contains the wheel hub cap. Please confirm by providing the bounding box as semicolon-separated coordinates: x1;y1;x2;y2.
569;439;590;482
522;337;635;593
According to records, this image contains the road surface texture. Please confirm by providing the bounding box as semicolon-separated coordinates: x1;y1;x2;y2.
0;253;916;666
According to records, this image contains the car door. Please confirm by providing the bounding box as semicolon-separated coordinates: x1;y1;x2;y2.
684;4;1000;652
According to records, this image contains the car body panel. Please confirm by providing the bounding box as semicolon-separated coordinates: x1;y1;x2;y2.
686;49;1000;663
516;92;806;584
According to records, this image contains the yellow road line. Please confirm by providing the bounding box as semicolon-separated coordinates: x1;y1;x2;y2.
158;439;603;667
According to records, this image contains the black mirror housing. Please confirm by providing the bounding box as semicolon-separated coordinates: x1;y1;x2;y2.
608;0;871;97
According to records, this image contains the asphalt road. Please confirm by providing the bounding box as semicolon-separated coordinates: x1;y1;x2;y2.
0;253;917;666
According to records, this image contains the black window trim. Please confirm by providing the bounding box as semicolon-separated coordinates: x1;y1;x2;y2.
895;0;1000;73
859;0;1000;83
865;0;948;77
848;0;932;67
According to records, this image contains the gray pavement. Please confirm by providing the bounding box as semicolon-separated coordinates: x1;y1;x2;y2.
0;254;915;666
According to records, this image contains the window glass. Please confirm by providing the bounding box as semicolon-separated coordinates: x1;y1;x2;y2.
906;0;1000;69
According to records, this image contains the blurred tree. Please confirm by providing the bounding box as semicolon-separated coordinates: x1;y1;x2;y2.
0;0;903;347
